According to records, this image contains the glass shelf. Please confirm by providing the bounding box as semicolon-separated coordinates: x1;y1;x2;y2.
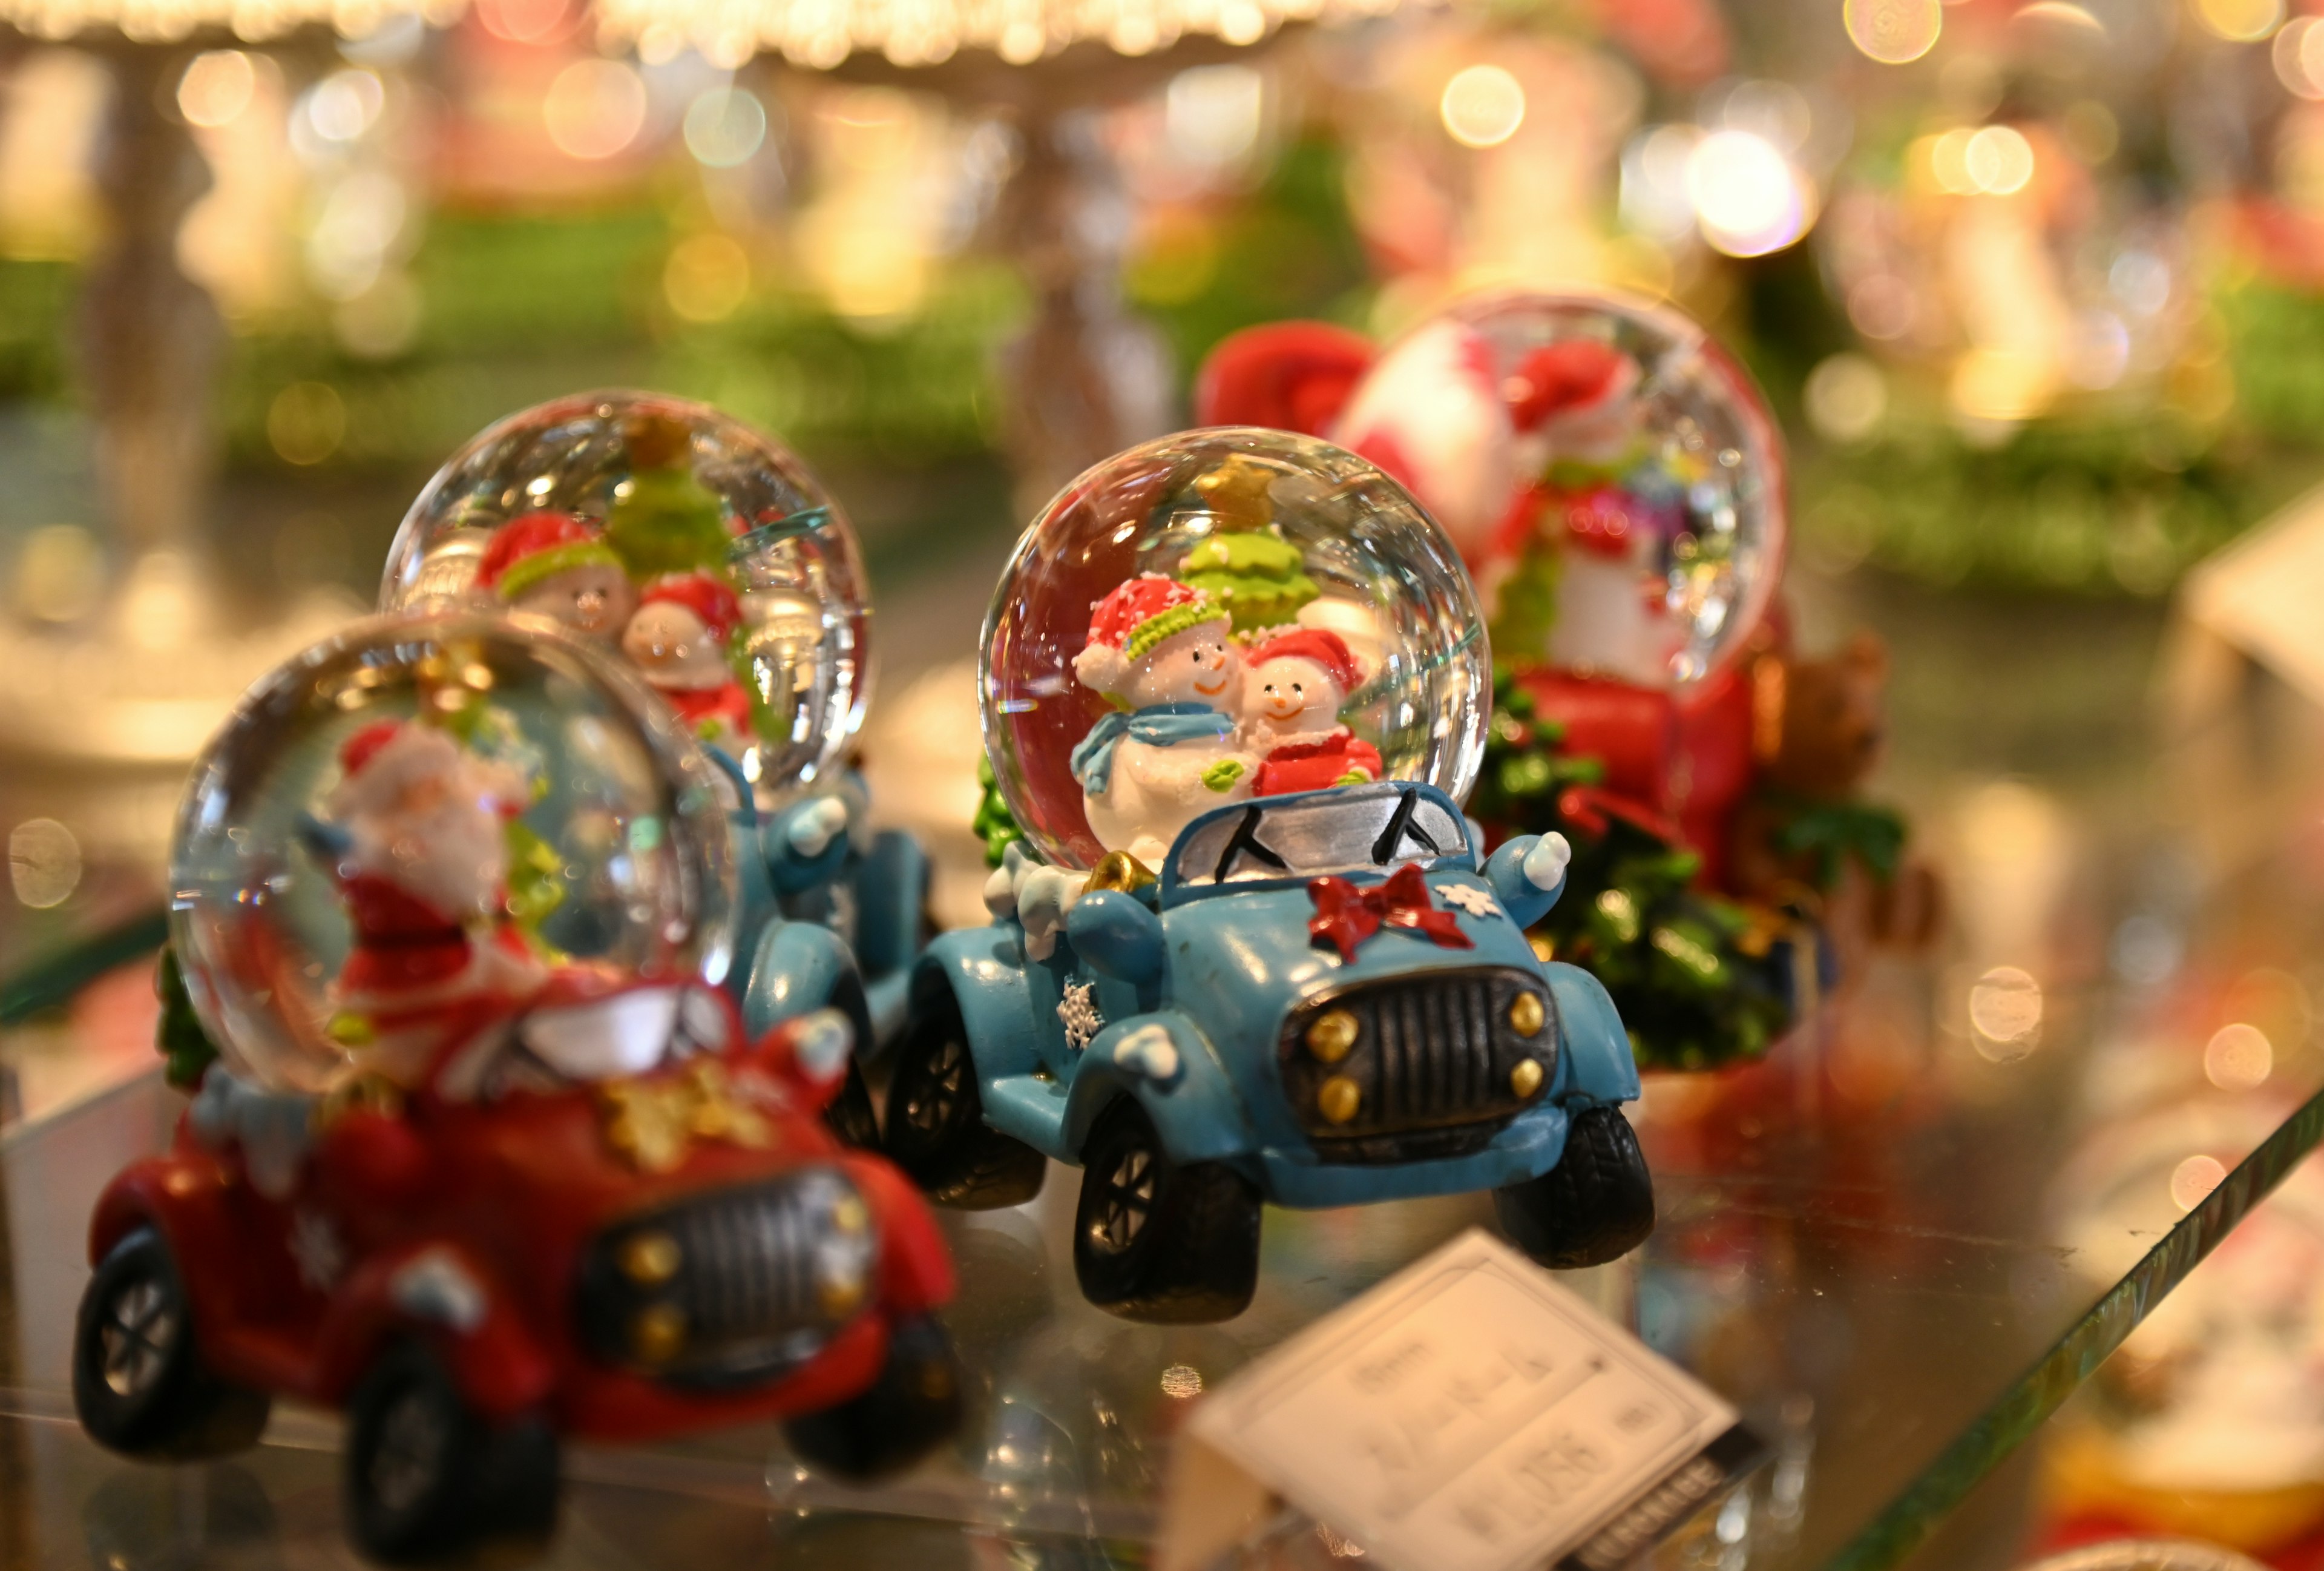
2;1018;2320;1571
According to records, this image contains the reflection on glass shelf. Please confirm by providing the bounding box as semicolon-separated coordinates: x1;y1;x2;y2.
2;1018;2320;1571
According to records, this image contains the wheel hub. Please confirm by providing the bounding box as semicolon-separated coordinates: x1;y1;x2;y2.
99;1276;175;1397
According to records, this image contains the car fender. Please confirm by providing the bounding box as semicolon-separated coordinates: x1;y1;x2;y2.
89;1156;281;1332
1060;1014;1253;1166
913;927;1044;1079
741;918;866;1042
1546;961;1641;1105
841;1152;956;1315
312;1240;556;1420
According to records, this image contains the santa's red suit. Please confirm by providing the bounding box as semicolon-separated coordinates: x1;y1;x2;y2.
662;680;754;742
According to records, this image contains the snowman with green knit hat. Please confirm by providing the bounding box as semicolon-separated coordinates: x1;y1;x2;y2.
1070;574;1255;869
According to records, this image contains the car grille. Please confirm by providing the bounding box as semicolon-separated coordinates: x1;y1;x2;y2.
1278;968;1558;1163
577;1169;877;1389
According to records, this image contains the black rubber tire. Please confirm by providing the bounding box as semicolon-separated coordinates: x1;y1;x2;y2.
344;1341;559;1566
881;987;1045;1208
73;1226;271;1460
1493;1105;1656;1270
781;1314;964;1482
1073;1099;1261;1324
819;973;882;1150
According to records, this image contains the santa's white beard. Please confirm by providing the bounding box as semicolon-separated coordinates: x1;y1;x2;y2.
349;799;508;923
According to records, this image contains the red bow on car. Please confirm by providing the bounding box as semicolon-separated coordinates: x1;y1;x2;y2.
1307;865;1475;963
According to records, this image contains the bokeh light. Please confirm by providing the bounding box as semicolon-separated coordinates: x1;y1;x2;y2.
543;59;646;160
2169;1153;2228;1212
1805;353;1888;442
8;818;80;909
1968;964;2043;1056
1440;64;1526;150
2193;0;2282;42
2204;1023;2274;1089
1687;128;1811;256
1963;125;2035;194
177;50;254;127
683;86;769;167
1843;0;1942;62
2276;14;2324;96
664;232;751;321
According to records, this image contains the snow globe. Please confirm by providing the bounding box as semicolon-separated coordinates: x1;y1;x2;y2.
1332;289;1785;689
378;390;870;799
981;426;1490;874
169;610;737;1096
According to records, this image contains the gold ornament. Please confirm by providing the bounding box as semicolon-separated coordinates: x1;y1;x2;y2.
600;1061;773;1173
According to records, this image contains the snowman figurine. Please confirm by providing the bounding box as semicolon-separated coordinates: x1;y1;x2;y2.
622;572;754;752
1069;575;1254;869
1241;628;1384;797
473;512;637;644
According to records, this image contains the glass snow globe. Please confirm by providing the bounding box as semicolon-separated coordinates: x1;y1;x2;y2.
378;391;870;800
169;611;737;1095
1334;288;1786;689
982;428;1489;871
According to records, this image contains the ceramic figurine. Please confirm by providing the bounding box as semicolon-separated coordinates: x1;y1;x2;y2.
916;430;1652;1323
1070;575;1255;868
1242;627;1383;796
78;614;960;1566
378;392;930;1122
1198;290;1940;1066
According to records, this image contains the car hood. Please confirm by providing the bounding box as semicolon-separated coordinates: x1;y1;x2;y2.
1158;870;1543;1047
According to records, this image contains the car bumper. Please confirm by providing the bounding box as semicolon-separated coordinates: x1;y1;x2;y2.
555;1311;891;1444
1249;1102;1574;1208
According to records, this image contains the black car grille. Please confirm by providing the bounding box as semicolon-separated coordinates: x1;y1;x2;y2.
1278;968;1558;1163
577;1170;876;1389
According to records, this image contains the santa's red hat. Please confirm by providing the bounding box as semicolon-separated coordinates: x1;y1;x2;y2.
326;721;520;822
637;572;742;644
1073;575;1223;696
1246;628;1365;694
1506;340;1639;433
475;512;623;601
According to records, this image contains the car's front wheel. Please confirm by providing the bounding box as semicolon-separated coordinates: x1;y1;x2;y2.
1074;1099;1261;1323
344;1341;559;1565
882;987;1046;1208
1493;1104;1655;1269
782;1314;963;1481
73;1225;271;1460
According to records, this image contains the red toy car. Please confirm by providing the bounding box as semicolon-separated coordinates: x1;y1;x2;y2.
73;977;960;1564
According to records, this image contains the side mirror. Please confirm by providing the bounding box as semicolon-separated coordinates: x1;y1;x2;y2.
1067;890;1166;984
1485;834;1569;931
755;1007;853;1111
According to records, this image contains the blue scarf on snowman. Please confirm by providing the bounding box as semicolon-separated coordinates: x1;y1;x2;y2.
1072;703;1236;795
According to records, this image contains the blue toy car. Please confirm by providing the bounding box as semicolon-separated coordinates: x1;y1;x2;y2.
709;757;931;1147
880;779;1653;1322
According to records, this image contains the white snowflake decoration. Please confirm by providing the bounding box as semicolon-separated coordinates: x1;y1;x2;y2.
1441;883;1502;919
290;1208;346;1291
1059;980;1104;1052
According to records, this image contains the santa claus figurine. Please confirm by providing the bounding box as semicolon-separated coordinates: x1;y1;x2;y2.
1241;628;1384;797
1069;575;1253;869
316;719;547;1090
622;573;754;753
474;512;636;644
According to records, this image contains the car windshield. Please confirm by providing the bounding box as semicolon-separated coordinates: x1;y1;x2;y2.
1164;784;1471;899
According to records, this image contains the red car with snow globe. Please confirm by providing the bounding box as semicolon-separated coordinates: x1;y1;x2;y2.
73;612;960;1565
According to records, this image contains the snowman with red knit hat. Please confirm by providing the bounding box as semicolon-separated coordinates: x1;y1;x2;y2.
474;512;635;644
623;572;753;752
313;719;546;1090
1069;575;1254;868
1241;628;1384;797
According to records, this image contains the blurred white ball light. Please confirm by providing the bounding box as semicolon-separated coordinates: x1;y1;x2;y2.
306;69;384;143
1804;354;1888;442
545;59;648;160
1440;64;1526;150
2195;0;2283;43
1167;64;1265;166
1686;129;1811;256
179;50;254;127
684;86;768;167
1964;125;2035;194
2276;15;2324;97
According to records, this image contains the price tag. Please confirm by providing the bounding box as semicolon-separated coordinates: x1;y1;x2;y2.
1155;1228;1764;1571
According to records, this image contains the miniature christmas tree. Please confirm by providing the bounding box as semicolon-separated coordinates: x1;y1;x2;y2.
1180;453;1318;633
1469;665;1791;1071
154;945;218;1090
605;410;732;579
974;756;1023;868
